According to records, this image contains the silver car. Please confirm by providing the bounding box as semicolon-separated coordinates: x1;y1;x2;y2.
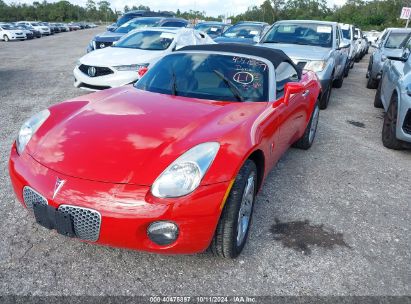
374;37;411;149
340;23;356;70
259;20;349;109
366;28;411;89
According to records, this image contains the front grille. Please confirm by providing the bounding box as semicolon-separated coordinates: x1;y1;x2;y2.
297;61;307;70
79;83;111;90
79;64;113;77
23;186;48;210
95;41;113;49
403;109;411;134
58;205;101;242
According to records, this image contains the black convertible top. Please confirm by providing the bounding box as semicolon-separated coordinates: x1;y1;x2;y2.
177;43;301;76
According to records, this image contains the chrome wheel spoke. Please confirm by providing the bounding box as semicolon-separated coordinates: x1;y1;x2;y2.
236;174;255;246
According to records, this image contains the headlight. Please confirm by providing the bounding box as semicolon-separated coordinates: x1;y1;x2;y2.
113;64;149;72
381;55;387;62
304;60;327;72
16;109;50;155
75;60;81;67
151;142;220;198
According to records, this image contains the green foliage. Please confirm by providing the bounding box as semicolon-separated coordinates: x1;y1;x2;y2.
0;0;116;22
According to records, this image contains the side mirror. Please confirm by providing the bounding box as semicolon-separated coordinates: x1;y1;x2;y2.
284;82;305;104
371;42;378;48
387;49;410;62
338;41;350;49
353;35;358;40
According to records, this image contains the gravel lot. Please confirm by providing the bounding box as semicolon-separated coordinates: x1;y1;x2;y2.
0;27;410;297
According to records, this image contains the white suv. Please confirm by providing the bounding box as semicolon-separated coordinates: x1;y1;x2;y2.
16;21;50;36
0;24;26;41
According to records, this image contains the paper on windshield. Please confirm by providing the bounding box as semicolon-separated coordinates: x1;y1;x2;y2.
250;30;259;35
210;27;218;32
317;26;332;33
160;32;175;39
282;26;294;32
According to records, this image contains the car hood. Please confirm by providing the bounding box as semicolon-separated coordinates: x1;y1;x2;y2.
29;87;266;185
7;30;24;35
214;37;256;44
382;48;404;58
80;47;165;66
94;31;124;42
260;43;332;61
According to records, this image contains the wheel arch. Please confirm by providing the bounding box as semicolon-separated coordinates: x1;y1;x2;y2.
247;149;265;192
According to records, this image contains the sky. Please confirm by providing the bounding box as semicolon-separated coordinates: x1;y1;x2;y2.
5;0;348;17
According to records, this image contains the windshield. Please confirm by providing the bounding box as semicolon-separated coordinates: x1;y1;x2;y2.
115;18;160;33
31;23;39;26
195;24;224;35
385;32;409;49
222;24;262;39
1;25;13;30
135;53;269;102
263;23;333;48
115;30;175;50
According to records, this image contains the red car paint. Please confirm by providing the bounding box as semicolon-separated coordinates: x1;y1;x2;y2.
9;70;321;254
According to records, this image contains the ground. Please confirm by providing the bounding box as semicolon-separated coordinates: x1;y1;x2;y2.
0;28;409;296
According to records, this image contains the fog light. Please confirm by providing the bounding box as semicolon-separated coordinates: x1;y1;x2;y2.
147;221;179;245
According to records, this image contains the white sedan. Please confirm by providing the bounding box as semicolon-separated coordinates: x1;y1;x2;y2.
0;24;26;41
73;27;215;91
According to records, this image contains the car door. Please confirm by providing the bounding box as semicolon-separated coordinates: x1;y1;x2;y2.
334;25;344;77
276;61;307;150
382;41;409;108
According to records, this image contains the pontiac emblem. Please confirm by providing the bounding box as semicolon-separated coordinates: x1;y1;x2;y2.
53;178;66;199
87;66;96;77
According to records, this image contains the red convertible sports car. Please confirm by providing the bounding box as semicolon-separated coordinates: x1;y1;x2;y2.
9;44;321;258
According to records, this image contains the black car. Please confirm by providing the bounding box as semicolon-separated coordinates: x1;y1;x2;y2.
107;10;174;32
194;22;230;39
87;17;188;52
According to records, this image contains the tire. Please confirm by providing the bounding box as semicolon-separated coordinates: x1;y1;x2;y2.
382;94;404;150
292;101;320;150
374;80;383;108
333;76;343;88
3;35;9;42
319;77;333;110
344;63;350;77
366;76;378;89
210;160;257;258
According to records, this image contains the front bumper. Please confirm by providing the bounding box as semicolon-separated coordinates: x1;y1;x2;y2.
9;144;229;254
73;66;139;91
10;35;26;40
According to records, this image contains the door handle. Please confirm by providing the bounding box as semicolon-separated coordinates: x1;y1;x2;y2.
302;90;309;97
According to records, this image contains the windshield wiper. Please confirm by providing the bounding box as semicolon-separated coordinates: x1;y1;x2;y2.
213;70;244;102
263;40;280;43
171;71;178;96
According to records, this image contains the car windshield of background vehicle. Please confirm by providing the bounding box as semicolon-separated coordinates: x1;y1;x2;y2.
1;25;12;30
195;24;224;36
135;53;269;102
385;33;410;49
114;30;175;50
115;18;160;33
342;28;351;40
264;23;333;48
222;24;261;38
